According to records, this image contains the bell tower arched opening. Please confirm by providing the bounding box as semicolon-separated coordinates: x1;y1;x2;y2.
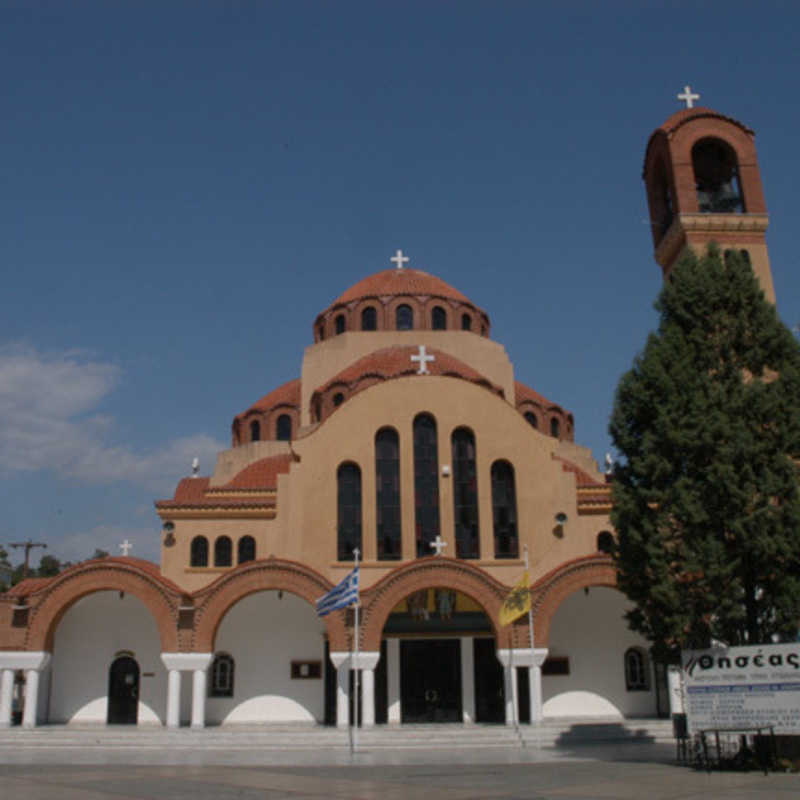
692;137;744;214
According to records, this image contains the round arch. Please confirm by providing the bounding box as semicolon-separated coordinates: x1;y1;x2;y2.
26;560;181;653
532;556;617;647
193;559;345;651
360;558;508;651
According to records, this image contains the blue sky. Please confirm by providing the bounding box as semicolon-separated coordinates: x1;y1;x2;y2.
2;1;799;565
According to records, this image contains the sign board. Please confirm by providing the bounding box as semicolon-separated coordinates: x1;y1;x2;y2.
682;643;800;733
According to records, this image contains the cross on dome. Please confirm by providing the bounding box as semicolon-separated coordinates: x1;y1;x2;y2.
410;345;435;374
677;85;700;109
119;539;133;557
390;249;409;270
429;535;447;556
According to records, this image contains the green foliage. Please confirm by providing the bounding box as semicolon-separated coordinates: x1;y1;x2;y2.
36;554;63;578
610;246;800;661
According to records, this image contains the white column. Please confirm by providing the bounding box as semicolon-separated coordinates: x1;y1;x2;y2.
336;660;350;729
361;668;375;728
497;647;548;724
460;637;475;723
22;669;40;728
0;669;14;728
191;669;207;729
528;663;543;722
387;639;401;724
166;669;181;728
503;662;518;726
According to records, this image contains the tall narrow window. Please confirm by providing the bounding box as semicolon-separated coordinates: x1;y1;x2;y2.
375;428;401;560
413;413;440;557
491;460;518;558
625;648;650;691
214;536;233;567
238;535;256;563
431;306;447;330
190;536;209;567
209;653;234;697
276;414;292;441
396;304;413;330
337;462;362;561
452;427;479;559
461;314;472;331
550;418;560;438
335;314;346;334
249;420;261;442
361;306;377;331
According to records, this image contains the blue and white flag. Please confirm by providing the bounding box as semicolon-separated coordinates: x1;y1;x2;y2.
316;566;359;617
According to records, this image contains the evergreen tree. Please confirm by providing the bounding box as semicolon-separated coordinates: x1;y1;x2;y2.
609;245;800;661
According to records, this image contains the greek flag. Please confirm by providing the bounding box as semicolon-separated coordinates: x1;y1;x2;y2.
316;566;359;617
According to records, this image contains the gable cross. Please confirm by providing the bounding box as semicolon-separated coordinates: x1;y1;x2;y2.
119;539;133;557
429;535;447;556
677;85;700;109
390;249;409;270
411;344;435;375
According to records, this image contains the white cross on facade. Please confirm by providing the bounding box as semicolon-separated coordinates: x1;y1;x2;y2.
677;85;700;109
390;249;409;270
410;344;435;374
119;539;133;557
429;535;447;556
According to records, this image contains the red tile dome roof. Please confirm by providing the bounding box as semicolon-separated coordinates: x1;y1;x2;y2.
333;268;472;306
234;378;300;422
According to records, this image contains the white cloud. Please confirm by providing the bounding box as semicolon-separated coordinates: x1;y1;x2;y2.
0;344;225;492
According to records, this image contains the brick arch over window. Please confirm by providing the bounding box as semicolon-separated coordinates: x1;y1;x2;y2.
25;561;181;653
359;558;508;652
192;559;346;651
531;556;617;648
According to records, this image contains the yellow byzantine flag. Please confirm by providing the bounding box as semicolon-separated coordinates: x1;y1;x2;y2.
499;571;531;627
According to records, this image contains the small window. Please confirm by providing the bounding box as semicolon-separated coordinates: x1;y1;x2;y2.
276;414;292;441
335;314;346;335
313;399;322;422
238;535;256;564
209;653;234;697
214;536;232;567
461;314;472;331
724;248;752;268
333;393;344;407
396;304;413;330
190;536;208;567
431;306;447;330
361;307;377;331
318;325;325;341
625;647;650;691
550;418;560;438
524;411;538;429
597;531;614;554
249;420;261;442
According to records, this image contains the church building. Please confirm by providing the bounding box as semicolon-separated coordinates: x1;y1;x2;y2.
0;95;777;729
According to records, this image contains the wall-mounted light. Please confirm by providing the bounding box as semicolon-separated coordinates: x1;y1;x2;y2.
441;465;451;477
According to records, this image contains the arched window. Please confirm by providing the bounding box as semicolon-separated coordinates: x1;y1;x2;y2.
361;306;377;331
190;536;208;567
318;325;325;341
214;536;232;567
652;158;674;240
396;304;413;330
276;414;292;441
375;428;401;560
597;531;614;554
452;427;479;559
724;248;751;268
524;411;538;429
249;420;261;442
337;462;362;561
431;306;447;330
335;314;346;334
692;138;744;213
550;417;560;438
625;647;650;691
313;398;322;422
209;653;234;697
413;413;440;557
491;460;518;558
238;535;256;564
333;392;344;407
461;314;472;331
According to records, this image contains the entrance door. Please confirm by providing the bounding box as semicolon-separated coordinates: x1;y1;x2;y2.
400;639;461;723
107;655;139;724
473;638;504;723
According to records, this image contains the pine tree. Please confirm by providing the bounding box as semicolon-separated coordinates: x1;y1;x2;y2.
609;245;800;661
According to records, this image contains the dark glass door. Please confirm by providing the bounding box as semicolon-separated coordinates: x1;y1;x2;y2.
400;639;461;723
107;656;139;725
473;638;504;723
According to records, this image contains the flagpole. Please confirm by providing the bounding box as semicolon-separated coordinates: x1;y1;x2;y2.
524;544;535;724
353;546;360;754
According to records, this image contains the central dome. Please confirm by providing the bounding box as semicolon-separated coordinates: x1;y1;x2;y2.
314;267;490;342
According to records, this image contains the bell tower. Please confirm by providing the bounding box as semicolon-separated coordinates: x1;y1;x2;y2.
643;87;775;302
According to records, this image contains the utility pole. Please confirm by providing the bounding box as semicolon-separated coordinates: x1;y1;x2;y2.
8;540;47;579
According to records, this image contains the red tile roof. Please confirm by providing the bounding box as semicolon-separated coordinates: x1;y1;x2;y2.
221;454;293;490
316;346;503;397
552;454;605;488
332;268;472;306
4;577;52;597
514;380;562;412
657;106;753;136
236;378;300;421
